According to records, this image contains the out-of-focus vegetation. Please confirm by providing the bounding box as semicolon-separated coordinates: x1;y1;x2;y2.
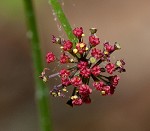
0;1;22;18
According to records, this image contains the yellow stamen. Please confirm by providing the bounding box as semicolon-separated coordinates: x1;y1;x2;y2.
62;88;67;92
58;92;61;96
82;34;85;37
70;59;74;62
60;46;64;49
71;95;78;100
52;92;57;97
104;51;109;55
80;43;85;48
73;48;78;54
85;47;89;51
101;91;106;95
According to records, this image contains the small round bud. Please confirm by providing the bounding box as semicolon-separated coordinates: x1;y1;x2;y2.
73;48;78;54
116;60;122;67
90;57;96;63
90;28;97;34
101;91;106;95
114;42;121;50
56;37;61;44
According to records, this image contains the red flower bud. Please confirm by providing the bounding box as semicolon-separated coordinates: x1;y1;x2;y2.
63;40;73;51
91;48;103;59
104;42;114;53
105;63;115;74
80;67;91;78
111;75;120;87
46;52;56;63
60;53;70;64
59;69;70;78
89;35;100;46
73;27;83;38
79;84;92;97
91;66;101;76
72;98;83;106
70;76;82;87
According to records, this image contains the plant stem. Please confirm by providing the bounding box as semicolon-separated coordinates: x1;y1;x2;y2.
23;0;52;131
49;0;78;47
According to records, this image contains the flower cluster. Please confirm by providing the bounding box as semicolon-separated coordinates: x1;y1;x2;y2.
40;27;126;107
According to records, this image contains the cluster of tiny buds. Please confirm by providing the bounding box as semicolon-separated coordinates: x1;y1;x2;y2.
40;27;126;107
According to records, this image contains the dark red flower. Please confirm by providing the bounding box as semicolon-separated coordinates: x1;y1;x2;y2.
79;84;92;96
111;75;120;87
61;77;70;86
59;69;70;78
76;43;86;54
77;61;88;69
91;48;103;59
70;76;82;87
72;97;83;106
63;40;73;51
60;53;70;64
46;52;56;63
104;42;114;53
82;95;91;104
91;66;101;76
89;35;100;46
73;27;83;38
101;86;111;96
93;81;104;91
105;63;115;74
80;67;91;78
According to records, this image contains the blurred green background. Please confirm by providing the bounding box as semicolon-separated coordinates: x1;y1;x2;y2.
0;0;150;131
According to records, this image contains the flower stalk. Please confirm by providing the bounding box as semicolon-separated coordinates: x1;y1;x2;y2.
49;0;78;46
23;0;52;131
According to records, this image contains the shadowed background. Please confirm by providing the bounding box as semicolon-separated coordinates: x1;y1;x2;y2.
0;0;150;131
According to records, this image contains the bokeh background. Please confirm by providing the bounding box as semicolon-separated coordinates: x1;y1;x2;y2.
1;0;150;131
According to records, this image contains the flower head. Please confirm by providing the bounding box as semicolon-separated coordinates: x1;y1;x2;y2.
40;27;126;107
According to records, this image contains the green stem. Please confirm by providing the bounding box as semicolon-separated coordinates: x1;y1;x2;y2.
49;0;78;47
23;1;52;131
49;0;81;59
